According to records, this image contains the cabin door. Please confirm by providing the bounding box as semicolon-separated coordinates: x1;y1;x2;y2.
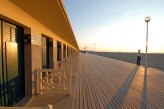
0;21;25;106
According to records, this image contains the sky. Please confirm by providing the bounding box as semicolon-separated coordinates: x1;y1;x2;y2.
64;0;164;53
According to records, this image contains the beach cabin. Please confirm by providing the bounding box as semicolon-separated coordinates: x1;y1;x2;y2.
0;0;79;106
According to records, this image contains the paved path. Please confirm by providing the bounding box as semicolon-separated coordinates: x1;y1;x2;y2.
28;53;164;109
71;53;164;109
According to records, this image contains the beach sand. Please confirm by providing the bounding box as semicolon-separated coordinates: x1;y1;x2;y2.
94;52;164;71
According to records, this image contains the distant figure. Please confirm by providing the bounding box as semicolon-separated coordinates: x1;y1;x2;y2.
136;49;142;65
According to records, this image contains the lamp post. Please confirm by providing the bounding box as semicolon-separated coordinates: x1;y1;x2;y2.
94;44;95;54
144;16;151;71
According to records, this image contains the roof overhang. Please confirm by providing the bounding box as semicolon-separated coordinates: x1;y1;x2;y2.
9;0;79;50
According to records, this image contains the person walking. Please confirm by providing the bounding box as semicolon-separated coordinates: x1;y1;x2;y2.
136;50;142;65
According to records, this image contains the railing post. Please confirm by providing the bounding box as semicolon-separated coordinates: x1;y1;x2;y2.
40;69;43;94
46;72;49;89
37;67;42;95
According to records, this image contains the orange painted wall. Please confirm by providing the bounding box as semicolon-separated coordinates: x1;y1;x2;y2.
0;0;78;96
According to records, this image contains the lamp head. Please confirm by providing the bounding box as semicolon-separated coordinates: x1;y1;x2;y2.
144;16;151;22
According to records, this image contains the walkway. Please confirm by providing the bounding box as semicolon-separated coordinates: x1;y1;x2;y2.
71;53;164;109
28;53;164;109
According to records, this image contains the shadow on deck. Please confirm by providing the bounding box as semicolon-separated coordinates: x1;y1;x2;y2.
105;66;139;109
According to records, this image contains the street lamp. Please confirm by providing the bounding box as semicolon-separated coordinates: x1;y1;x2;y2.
94;44;95;54
144;16;151;71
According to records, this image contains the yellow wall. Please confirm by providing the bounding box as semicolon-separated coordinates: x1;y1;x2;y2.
0;0;78;96
0;0;77;49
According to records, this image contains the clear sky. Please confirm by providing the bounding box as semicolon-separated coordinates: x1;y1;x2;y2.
64;0;164;53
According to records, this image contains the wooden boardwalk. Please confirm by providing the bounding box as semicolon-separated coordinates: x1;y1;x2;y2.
71;53;164;109
25;53;164;109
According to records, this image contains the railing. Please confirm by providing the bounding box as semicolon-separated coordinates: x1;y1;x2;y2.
64;54;80;76
37;68;72;95
57;61;72;69
37;54;79;95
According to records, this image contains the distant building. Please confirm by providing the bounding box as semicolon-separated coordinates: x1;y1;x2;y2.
0;0;79;106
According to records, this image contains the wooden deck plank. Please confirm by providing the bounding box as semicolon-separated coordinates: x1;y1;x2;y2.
71;53;164;109
87;66;106;108
91;60;138;108
89;72;107;108
82;61;98;109
85;55;134;108
95;68;134;109
82;54;139;108
82;72;89;109
26;53;163;109
85;65;101;109
72;66;80;109
91;73;115;109
88;61;120;108
95;59;160;109
79;66;84;109
75;66;80;109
